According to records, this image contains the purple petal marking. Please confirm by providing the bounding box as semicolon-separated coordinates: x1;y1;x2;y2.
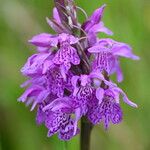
88;45;109;53
88;89;123;128
70;47;80;65
111;103;123;124
59;119;79;141
53;46;80;72
45;112;62;136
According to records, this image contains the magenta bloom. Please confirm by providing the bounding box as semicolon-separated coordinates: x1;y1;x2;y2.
88;86;137;128
53;33;80;73
82;4;113;45
88;38;140;82
19;1;139;141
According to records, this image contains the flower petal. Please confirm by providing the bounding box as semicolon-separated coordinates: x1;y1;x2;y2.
59;119;79;141
36;105;46;125
20;79;31;88
53;7;61;23
114;87;138;108
71;76;80;96
89;4;106;23
70;47;80;65
28;33;58;47
88;45;109;53
90;71;117;87
43;60;53;74
74;108;82;135
43;97;72;112
115;60;123;82
96;87;104;104
89;22;113;35
112;43;140;60
31;90;49;111
83;4;106;31
80;75;89;86
68;35;79;44
18;85;42;102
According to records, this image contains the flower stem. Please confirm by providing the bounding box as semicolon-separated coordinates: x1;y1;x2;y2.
80;117;93;150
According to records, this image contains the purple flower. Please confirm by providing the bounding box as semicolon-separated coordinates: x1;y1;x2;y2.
88;38;140;82
19;51;73;110
53;33;80;72
70;73;117;131
28;32;80;74
21;52;53;77
18;84;50;110
88;86;137;129
45;110;79;140
71;73;115;109
82;4;113;45
45;66;73;97
42;96;80;140
36;95;79;140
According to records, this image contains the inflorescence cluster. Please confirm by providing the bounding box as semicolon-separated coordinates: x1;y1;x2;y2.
19;0;139;140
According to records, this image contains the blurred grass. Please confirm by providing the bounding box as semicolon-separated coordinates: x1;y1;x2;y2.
0;0;150;150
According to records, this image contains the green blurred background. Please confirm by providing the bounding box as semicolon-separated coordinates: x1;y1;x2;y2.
0;0;150;150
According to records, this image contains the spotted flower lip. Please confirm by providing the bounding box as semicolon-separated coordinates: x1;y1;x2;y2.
88;86;137;129
19;1;139;141
53;33;80;72
45;111;79;141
